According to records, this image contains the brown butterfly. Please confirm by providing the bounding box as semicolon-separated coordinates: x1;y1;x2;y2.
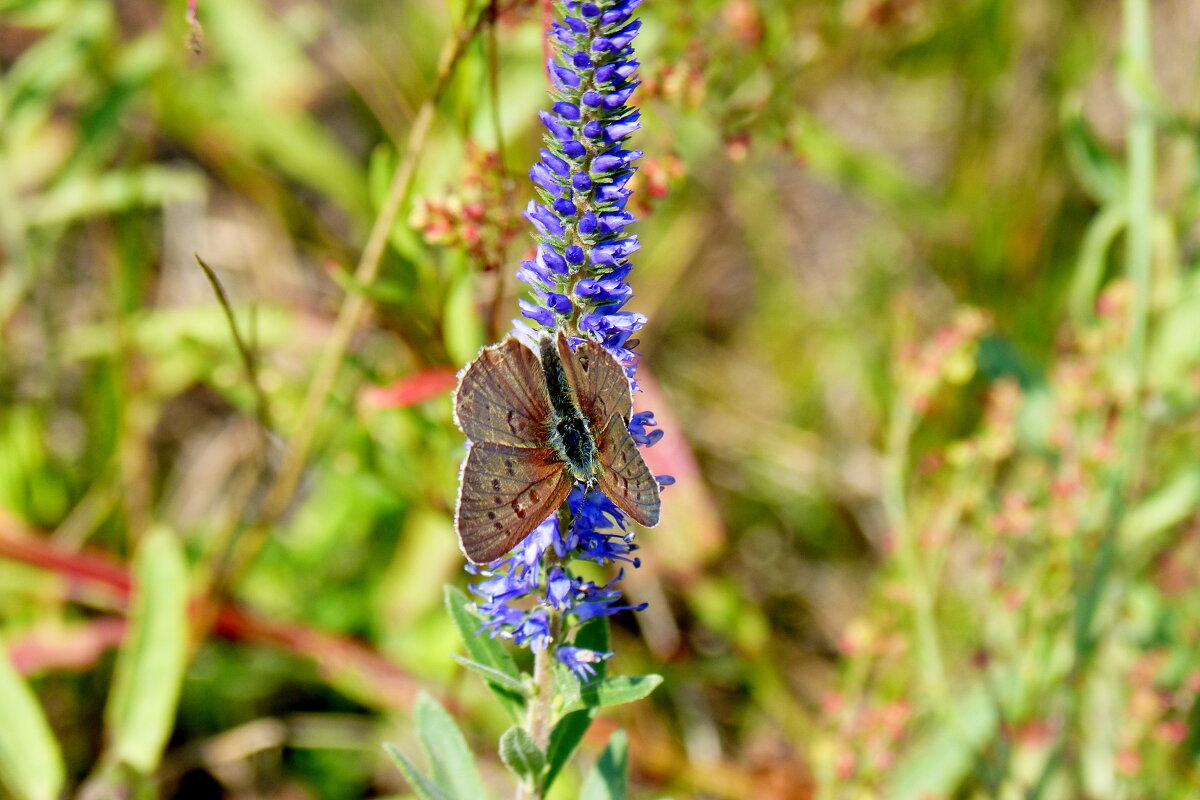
453;330;661;564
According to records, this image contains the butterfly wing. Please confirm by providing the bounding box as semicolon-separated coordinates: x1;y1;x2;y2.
594;414;661;527
455;442;574;564
454;337;550;448
556;331;632;433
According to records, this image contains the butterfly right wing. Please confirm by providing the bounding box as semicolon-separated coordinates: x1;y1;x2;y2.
555;331;633;432
455;442;575;564
594;414;661;528
454;337;551;447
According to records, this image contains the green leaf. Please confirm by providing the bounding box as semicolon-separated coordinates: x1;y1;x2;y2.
0;645;65;800
543;709;593;794
578;675;663;711
444;586;525;721
884;685;998;799
414;691;490;800
580;729;628;800
553;660;582;710
104;527;190;775
450;654;530;696
498;726;546;783
26;166;206;227
383;743;453;800
1068;204;1125;324
1121;468;1200;561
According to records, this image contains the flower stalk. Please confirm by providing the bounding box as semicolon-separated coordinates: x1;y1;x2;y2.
469;0;666;688
461;6;671;794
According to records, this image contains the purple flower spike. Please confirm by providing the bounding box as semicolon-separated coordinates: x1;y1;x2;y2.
474;0;672;667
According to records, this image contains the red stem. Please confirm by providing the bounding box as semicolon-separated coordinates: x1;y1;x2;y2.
0;521;420;711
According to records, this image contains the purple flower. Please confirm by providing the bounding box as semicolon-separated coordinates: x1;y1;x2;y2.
628;411;662;446
551;62;581;89
558;646;612;679
603;110;642;142
523;201;566;238
552;101;582;121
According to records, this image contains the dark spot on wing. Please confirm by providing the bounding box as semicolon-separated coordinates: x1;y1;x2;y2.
493;496;502;504
487;511;496;520
492;478;501;491
530;489;541;502
505;460;515;476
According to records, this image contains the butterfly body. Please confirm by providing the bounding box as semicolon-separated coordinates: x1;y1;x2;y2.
538;333;600;483
453;330;661;564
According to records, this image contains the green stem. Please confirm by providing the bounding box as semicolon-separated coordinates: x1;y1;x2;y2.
1122;0;1153;404
1052;0;1155;789
1072;0;1155;663
883;399;950;714
516;610;559;800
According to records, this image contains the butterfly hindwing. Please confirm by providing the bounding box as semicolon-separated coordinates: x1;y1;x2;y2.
594;414;661;528
454;338;551;448
455;441;574;563
556;331;632;433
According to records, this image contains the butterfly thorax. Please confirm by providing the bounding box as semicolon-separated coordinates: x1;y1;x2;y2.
539;334;599;483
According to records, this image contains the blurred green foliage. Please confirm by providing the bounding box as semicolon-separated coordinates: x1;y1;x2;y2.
2;0;1200;797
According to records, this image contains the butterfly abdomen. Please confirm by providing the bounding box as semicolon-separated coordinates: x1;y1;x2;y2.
539;334;599;482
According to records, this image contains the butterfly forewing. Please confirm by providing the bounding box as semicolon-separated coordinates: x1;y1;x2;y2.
454;338;550;448
594;414;661;527
455;441;574;563
556;331;633;432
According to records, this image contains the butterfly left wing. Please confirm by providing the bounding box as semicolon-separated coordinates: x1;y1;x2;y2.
594;414;661;527
556;331;633;432
455;441;575;564
454;337;551;448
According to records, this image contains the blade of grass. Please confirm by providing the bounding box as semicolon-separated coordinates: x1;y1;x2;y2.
103;526;190;775
0;644;65;800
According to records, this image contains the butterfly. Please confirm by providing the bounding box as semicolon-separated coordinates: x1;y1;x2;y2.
453;330;661;564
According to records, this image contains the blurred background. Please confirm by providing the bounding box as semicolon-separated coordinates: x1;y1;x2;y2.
3;0;1200;797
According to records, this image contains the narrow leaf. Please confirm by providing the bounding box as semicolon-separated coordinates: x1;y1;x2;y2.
499;726;546;782
414;691;491;800
579;674;663;710
543;709;593;794
444;585;525;721
884;686;998;799
580;729;628;800
0;646;65;800
383;743;453;800
450;654;530;696
104;527;190;774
